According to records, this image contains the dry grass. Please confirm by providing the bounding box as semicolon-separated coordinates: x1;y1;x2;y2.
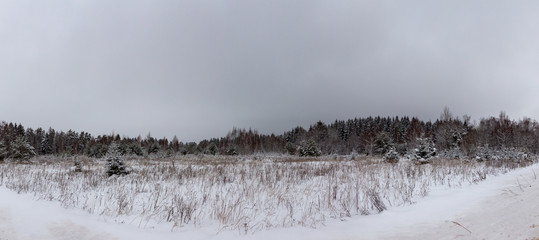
450;221;472;234
0;155;535;233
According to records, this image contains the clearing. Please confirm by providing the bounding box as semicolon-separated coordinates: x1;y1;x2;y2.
0;161;538;239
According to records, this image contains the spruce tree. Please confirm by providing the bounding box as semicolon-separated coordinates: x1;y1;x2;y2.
374;131;393;155
298;140;321;157
104;143;129;176
147;141;160;155
128;142;143;156
206;142;218;155
413;138;437;164
10;136;36;161
226;145;238;155
40;135;51;155
383;146;400;163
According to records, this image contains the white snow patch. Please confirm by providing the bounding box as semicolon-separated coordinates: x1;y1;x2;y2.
0;163;538;240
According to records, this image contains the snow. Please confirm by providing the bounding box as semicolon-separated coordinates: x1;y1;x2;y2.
1;163;538;240
343;163;539;239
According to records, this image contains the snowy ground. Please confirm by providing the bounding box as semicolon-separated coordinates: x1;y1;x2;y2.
1;163;538;240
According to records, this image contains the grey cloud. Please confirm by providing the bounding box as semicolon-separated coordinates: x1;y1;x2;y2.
1;1;539;141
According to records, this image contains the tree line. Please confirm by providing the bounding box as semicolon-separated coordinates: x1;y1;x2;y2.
1;108;538;160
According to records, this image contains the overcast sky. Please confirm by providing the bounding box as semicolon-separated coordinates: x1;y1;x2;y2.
1;1;539;142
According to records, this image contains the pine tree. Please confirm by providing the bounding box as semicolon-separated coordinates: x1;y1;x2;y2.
10;136;36;161
104;143;129;176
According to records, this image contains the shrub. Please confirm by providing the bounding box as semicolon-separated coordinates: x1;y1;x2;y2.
383;147;399;163
73;158;82;172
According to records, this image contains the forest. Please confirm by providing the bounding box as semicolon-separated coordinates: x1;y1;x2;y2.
1;109;538;160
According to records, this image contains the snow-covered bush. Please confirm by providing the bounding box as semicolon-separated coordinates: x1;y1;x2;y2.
451;129;465;148
474;146;531;162
439;147;464;159
205;142;219;155
104;143;129;176
8;136;36;161
298;139;321;157
383;147;399;163
73;158;82;172
226;146;238;156
413;138;436;164
473;146;491;162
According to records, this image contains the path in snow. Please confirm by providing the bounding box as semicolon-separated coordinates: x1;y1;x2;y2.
345;163;539;240
1;163;538;240
396;165;539;240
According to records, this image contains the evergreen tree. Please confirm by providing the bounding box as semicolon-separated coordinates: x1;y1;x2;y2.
298;139;321;157
86;143;108;158
147;141;160;155
413;138;437;164
40;133;51;154
206;142;219;155
285;142;296;155
73;158;82;172
104;143;129;176
383;146;400;163
9;136;36;160
226;145;238;155
374;131;394;155
128;142;144;156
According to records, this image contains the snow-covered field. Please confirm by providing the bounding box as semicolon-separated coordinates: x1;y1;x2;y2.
0;156;538;239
